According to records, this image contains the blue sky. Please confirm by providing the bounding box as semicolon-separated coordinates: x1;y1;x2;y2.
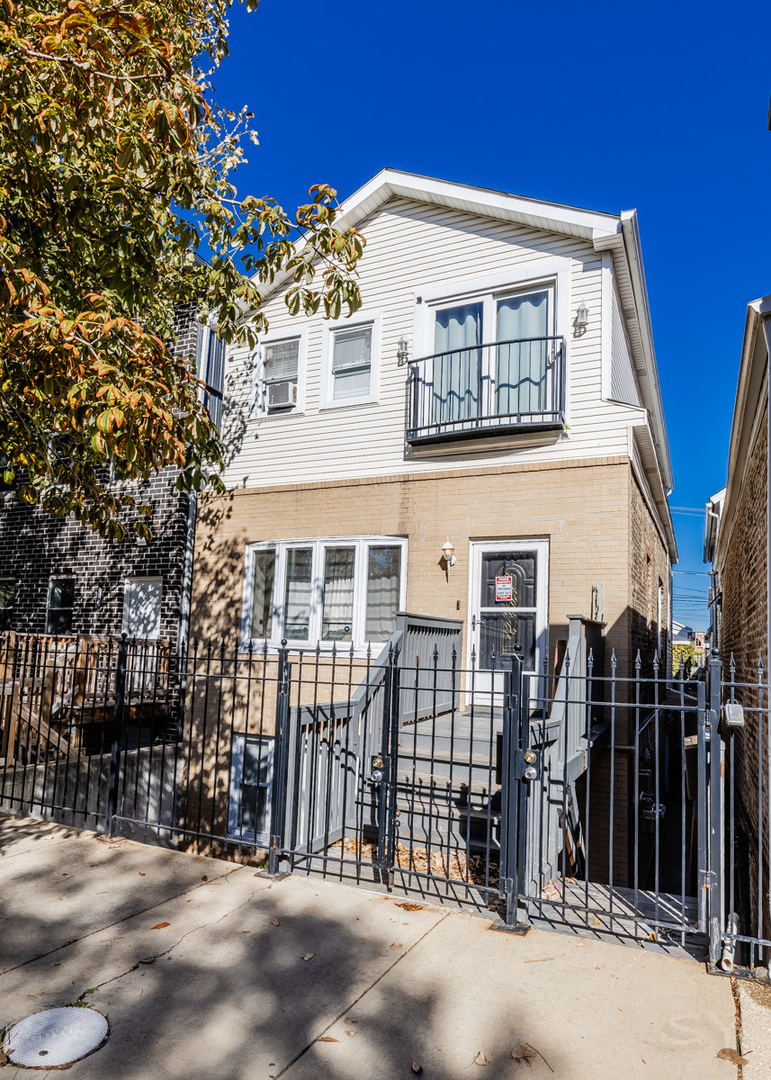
213;0;771;629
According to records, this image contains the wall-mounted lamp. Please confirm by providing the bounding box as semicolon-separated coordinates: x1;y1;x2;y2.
575;300;589;333
396;336;410;364
441;539;457;579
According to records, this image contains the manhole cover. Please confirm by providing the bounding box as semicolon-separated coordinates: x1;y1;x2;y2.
3;1006;109;1068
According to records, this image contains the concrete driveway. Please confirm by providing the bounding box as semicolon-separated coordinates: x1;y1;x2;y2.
0;814;742;1078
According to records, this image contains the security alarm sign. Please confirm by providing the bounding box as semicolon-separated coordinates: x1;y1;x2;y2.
495;576;513;602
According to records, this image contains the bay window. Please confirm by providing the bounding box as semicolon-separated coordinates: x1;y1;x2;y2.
243;537;406;650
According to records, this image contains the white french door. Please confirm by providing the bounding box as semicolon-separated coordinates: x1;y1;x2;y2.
429;285;554;424
468;540;549;701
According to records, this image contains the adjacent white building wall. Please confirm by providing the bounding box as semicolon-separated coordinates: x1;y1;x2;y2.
609;273;642;407
222;196;646;490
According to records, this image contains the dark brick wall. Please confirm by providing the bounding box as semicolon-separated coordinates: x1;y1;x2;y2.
0;305;200;649
718;406;769;936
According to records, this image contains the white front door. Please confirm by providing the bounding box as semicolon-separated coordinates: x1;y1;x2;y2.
468;541;549;702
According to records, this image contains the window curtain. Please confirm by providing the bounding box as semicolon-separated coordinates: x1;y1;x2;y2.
283;548;312;640
432;304;482;423
495;291;549;416
365;546;401;642
322;547;355;641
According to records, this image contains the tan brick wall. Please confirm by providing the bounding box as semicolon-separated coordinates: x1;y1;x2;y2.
190;455;635;672
718;407;769;935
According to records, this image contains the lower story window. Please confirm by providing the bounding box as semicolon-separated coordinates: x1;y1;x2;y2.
122;577;163;640
0;578;14;631
243;537;407;650
47;577;75;635
228;735;274;845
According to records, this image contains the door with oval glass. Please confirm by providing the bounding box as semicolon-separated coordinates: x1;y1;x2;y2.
468;541;549;703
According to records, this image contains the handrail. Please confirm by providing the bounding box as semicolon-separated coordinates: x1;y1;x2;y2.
410;335;565;366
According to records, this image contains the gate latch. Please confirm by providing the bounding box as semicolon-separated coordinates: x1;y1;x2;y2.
515;748;541;781
369;754;388;785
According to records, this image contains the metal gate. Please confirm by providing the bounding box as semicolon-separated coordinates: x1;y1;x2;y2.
2;628;768;976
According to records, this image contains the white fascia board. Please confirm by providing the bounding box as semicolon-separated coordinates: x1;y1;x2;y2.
338;169;622;240
253;169;622;304
593;216;673;493
629;416;678;561
715;297;771;566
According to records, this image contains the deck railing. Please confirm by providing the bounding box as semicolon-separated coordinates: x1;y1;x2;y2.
406;336;566;444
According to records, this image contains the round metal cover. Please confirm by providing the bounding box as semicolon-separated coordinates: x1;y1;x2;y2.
3;1007;109;1068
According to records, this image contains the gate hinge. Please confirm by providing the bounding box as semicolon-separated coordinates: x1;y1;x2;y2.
501;876;514;895
698;869;717;891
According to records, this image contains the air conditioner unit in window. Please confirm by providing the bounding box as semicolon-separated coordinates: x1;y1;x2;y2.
266;381;298;410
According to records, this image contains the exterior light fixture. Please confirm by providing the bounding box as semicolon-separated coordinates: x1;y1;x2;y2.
575;301;589;332
441;539;457;573
397;336;410;364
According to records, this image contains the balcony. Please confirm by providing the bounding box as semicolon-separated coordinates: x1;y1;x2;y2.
406;336;566;446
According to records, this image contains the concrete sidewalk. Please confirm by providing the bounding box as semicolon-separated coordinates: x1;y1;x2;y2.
0;814;745;1078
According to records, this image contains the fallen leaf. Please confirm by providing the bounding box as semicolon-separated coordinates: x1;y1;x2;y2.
390;942;403;950
397;902;423;911
346;1017;358;1024
524;957;555;964
270;918;280;926
317;1037;338;1043
202;875;208;882
61;940;76;947
411;1063;423;1074
473;1051;491;1066
138;872;146;877
151;922;170;930
511;1043;554;1072
241;930;251;934
717;1048;749;1065
139;958;155;965
302;953;315;961
345;1030;356;1037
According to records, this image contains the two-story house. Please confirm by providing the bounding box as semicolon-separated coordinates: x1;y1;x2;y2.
191;170;675;682
0;303;225;653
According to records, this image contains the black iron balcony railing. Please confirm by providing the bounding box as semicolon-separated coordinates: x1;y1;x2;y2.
406;336;566;445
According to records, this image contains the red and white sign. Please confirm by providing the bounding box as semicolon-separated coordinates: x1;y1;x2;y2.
495;576;513;602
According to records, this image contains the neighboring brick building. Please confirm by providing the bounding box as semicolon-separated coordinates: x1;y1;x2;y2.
705;293;771;940
0;302;224;655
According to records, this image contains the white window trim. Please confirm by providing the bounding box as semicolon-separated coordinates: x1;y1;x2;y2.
467;539;550;679
122;576;163;640
412;260;571;426
250;329;308;419
227;734;274;846
319;313;382;409
240;535;408;653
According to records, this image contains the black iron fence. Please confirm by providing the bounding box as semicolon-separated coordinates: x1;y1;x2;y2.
2;628;770;977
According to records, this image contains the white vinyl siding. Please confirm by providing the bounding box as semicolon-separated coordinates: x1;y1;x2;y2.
223;198;646;488
609;275;642;407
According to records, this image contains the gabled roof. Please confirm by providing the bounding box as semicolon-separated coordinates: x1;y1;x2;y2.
257;168;673;502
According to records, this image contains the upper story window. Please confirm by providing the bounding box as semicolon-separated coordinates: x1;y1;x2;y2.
252;334;305;417
407;273;566;445
321;316;380;408
242;536;406;651
47;577;74;635
198;325;226;430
